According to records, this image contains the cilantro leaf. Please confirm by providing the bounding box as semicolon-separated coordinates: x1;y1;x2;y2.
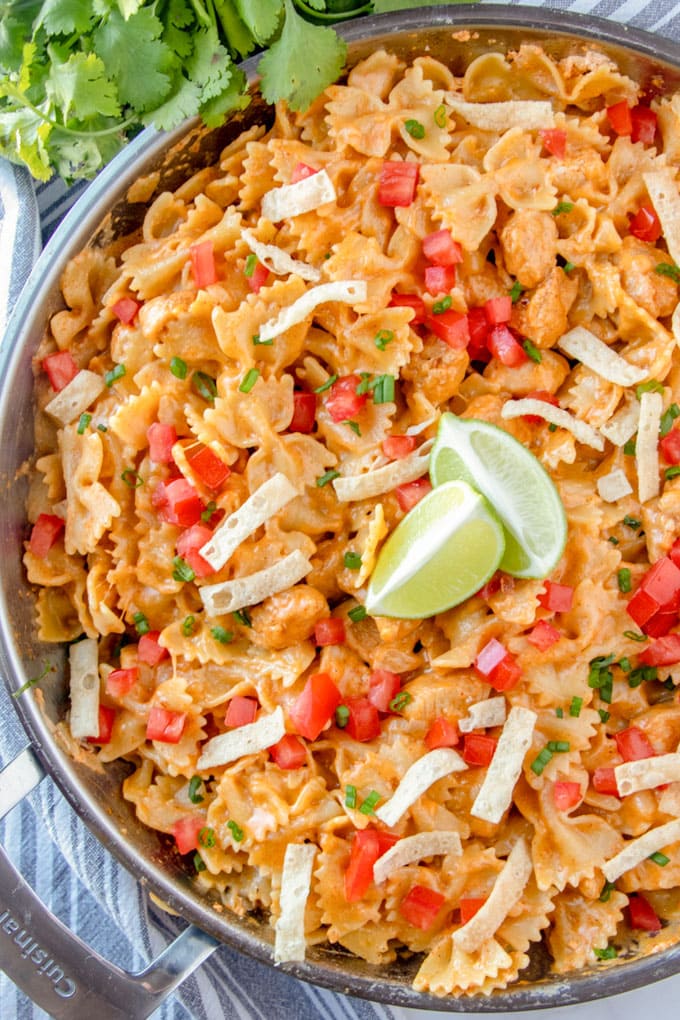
142;72;201;130
199;67;249;127
162;0;196;59
93;8;173;112
0;6;36;73
187;25;233;101
37;0;95;36
0;101;52;180
213;0;257;59
46;53;120;121
258;0;346;111
234;0;282;44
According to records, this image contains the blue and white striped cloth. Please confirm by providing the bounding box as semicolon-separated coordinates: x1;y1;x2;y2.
4;3;680;1018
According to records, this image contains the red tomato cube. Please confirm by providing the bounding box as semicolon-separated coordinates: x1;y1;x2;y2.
381;435;417;460
186;444;231;490
146;706;187;743
425;717;459;750
86;705;116;745
269;733;307;769
466;306;491;362
631;105;657;145
660;427;680;464
484;295;512;325
527;619;562;651
314;617;346;646
29;513;65;558
247;261;269;293
290;672;342;741
552;781;582;811
399;885;445;930
395;477;432;512
367;669;402;713
606;99;633;135
427;309;470;349
137;632;169;667
171;815;206;855
629;204;662;243
291;162;318;183
615;726;656;762
462;733;497;767
389;292;426;325
422;229;463;266
628;893;661;932
424;264;456;295
289;392;317;434
106;667;139;698
642;610;678;638
147;423;177;464
538;580;574;614
225;696;258;728
42;350;78;392
190;240;218;288
487;324;528;366
326;374;368;423
111;297;142;324
638;633;680;666
157;478;203;527
592;766;620;797
378;161;419;207
176;523;215;577
344;828;399;902
538;128;567;158
459;897;487;924
474;638;521;690
344;697;381;742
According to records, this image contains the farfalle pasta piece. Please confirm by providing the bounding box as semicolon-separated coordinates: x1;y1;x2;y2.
59;425;121;556
420;164;497;250
548;887;629;973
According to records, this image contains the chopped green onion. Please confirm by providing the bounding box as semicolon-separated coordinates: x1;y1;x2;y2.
618;657;632;673
227;820;244;843
244;253;258;277
355;372;373;396
608;536;620;545
569;696;583;718
182;615;195;636
599;881;615;902
654;262;680;283
433;104;447;128
623;438;636;456
649;851;670;866
588;654;615;702
239;368;260;394
359;790;381;815
105;364;126;386
617;568;632;593
343;419;362;436
372;374;395;404
316;469;340;488
628;665;657;688
636;379;665;399
623;629;647;642
530;747;553;775
172;557;195;583
344;551;362;570
199;826;216;848
201;501;217;524
252;334;273;346
335;705;350;728
345;784;357;808
12;661;52;699
555;707;564;718
121;468;143;488
348;605;367;623
188;776;204;804
77;412;91;434
193;852;206;872
623;515;641;530
594;945;618;960
404;118;425;139
170;357;187;379
314;374;337;394
509;281;524;303
665;466;680;481
211;626;233;644
547;740;571;753
522;339;542;363
389;691;412;713
548;422;558;432
233;608;252;628
561;260;576;273
374;329;394;351
432;295;452;314
97;423;108;432
133;611;150;635
553;201;574;215
660;403;680;436
192;371;217;403
598;709;610;723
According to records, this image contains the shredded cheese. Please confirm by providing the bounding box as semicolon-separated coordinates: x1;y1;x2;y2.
45;370;106;426
197;705;286;769
452;838;533;953
458;697;507;734
643;168;680;266
373;831;462;884
258;280;367;342
602;818;680;883
274;842;318;963
199;551;312;616
501;399;605;451
471;706;537;824
68;638;100;739
615;753;680;796
200;473;298;570
557;327;647;387
333;442;432;503
446;98;555;132
261;168;336;222
374;748;467;828
636;389;663;503
241;228;321;283
596;468;634;503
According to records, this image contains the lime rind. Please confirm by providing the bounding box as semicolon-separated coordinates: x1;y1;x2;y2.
429;413;567;579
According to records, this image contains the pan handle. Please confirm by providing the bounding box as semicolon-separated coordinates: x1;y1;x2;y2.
0;747;219;1019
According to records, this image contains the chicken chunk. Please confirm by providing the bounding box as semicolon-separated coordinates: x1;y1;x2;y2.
249;584;328;650
499;209;558;289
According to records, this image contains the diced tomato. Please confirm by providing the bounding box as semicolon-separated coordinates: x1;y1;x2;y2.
474;638;521;691
538;580;574;614
291;162;318;183
326;374;368;423
186;444;230;490
475;572;502;599
592;766;620;797
269;733;307;769
42;350;78;392
660;427;680;465
466;306;491;362
146;706;187;743
389;292;427;325
111;297;141;324
422;229;463;267
460;898;487;925
463;733;497;768
367;669;401;713
290;672;342;741
378;161;419;207
427;309;470;349
606;99;633;136
147;422;177;464
424;264;456;295
629;204;662;243
247;261;269;293
171;815;206;855
106;667;139;698
225;696;258;728
176;523;214;578
344;828;399;902
527;619;561;651
484;295;512;325
539;128;567;158
638;556;680;610
314;617;346;646
630;105;657;145
395;477;432;512
628;893;661;932
137;631;169;667
399;885;445;930
382;435;417;460
615;726;656;762
86;705;116;745
289;392;317;434
627;587;663;628
190;240;218;288
671;537;680;569
155;478;203;527
553;781;582;811
425;717;459;750
344;697;381;742
487;324;528;366
522;390;560;424
638;633;680;666
29;513;65;558
642;610;678;638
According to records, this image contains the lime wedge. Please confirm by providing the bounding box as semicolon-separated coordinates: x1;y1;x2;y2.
365;479;505;619
429;413;566;579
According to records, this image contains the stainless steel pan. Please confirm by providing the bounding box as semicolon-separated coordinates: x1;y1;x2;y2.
2;6;680;1016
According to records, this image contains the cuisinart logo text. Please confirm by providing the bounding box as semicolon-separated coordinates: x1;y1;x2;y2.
0;908;76;998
